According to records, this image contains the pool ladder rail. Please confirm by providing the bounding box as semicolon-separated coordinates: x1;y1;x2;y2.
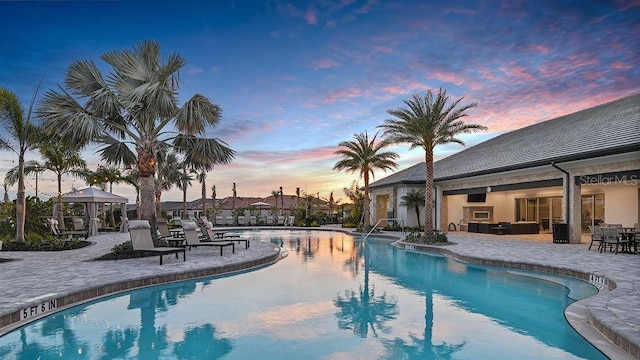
362;218;405;241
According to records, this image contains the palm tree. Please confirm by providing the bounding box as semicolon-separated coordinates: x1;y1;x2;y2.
154;152;181;219
400;189;426;228
27;141;87;226
380;87;485;237
271;189;280;215
0;87;41;242
177;164;196;220
198;171;208;219
343;180;365;227
95;165;125;226
334;131;399;231
37;40;234;233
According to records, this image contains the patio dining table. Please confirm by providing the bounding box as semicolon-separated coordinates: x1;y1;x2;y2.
617;227;640;253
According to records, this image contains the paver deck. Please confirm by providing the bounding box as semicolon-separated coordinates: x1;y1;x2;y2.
0;228;638;359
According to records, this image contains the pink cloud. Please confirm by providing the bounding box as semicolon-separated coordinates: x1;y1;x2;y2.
498;64;537;83
305;10;318;25
322;87;364;103
310;58;341;70
611;61;633;70
429;71;467;86
615;0;640;10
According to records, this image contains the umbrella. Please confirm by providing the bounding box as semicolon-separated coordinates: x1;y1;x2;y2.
250;201;271;207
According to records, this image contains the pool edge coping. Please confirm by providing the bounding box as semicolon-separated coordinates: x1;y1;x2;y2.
0;248;282;337
393;239;638;360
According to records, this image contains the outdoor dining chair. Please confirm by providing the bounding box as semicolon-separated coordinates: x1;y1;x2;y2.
600;226;629;254
588;225;603;251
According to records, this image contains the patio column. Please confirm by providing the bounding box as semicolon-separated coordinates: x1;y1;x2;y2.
569;176;582;244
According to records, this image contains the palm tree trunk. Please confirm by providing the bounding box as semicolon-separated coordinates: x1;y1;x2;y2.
415;206;421;227
57;173;64;227
138;147;157;237
425;150;434;237
155;189;162;219
363;173;371;231
109;183;115;227
182;186;188;220
15;158;26;242
201;177;206;219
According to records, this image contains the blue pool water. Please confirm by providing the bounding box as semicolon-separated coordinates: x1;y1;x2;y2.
0;230;605;359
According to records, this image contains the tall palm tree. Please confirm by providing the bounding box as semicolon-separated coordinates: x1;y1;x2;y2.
37;40;234;233
154;151;181;219
334;131;399;231
343;180;365;227
380;87;485;237
400;189;426;228
95;165;124;226
177;164;196;220
121;168;140;219
0;87;41;242
27;140;87;226
198;171;208;220
271;189;280;215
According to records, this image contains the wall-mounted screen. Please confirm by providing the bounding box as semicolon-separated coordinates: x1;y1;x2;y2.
467;193;486;202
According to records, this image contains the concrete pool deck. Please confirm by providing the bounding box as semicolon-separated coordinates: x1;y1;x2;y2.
0;227;637;359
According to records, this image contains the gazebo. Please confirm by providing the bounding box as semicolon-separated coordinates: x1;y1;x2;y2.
60;187;129;235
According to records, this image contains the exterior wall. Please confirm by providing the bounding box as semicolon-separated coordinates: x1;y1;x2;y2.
371;152;639;239
584;183;639;227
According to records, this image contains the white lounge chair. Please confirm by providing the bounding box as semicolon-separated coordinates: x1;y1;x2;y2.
128;220;186;265
215;216;224;225
181;221;235;256
205;220;249;249
277;216;285;225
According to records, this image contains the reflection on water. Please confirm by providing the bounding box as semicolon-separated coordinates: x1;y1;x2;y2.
0;230;605;360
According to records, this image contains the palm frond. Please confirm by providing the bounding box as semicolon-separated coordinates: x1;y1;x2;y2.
96;135;138;167
175;94;222;135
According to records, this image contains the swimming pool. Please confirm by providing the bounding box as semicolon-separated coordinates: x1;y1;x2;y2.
0;229;605;359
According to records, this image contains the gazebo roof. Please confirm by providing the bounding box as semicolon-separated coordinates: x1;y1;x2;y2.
61;187;128;203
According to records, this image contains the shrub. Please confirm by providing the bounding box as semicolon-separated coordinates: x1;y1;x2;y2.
111;241;133;254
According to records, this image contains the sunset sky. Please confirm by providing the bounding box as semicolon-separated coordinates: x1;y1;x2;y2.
1;0;638;204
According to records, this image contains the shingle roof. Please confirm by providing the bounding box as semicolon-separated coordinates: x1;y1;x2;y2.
370;93;640;188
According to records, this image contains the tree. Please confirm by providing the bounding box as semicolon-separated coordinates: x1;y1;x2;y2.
334;131;399;231
0;87;42;242
94;165;125;226
343;180;365;226
177;164;196;220
271;189;280;215
400;189;426;228
380;87;485;237
37;40;234;234
27;140;87;226
154;151;181;219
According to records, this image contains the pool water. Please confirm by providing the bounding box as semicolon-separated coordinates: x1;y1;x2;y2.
0;230;605;359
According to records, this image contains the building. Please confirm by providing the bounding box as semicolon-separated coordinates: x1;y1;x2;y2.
369;93;640;243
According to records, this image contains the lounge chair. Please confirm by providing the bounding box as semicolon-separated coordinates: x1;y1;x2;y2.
49;218;88;239
266;215;274;225
587;225;603;251
128;220;186;265
201;220;250;249
157;219;184;246
277;216;285;225
287;215;295;226
249;216;257;225
215;216;224;225
181;221;235;256
226;216;233;225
